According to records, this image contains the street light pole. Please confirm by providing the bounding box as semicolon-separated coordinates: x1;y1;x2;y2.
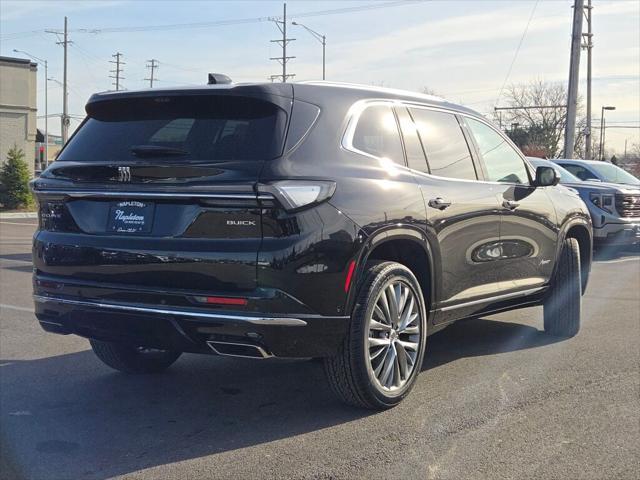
599;105;615;161
13;49;48;169
292;21;326;80
322;34;326;81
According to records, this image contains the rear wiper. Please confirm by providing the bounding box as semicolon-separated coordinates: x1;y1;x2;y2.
130;145;189;157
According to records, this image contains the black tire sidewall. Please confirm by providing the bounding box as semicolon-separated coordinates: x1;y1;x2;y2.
544;238;581;337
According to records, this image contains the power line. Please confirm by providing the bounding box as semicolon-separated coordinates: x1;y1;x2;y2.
494;0;539;106
1;0;429;39
160;61;203;73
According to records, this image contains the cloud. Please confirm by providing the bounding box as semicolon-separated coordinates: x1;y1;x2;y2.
0;0;126;22
597;1;640;16
319;6;569;80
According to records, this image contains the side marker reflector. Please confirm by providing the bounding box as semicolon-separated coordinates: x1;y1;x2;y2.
344;260;356;293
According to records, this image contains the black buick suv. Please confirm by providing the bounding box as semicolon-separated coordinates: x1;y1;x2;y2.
31;81;592;409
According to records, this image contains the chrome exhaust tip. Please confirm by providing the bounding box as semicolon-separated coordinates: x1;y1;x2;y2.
206;340;273;359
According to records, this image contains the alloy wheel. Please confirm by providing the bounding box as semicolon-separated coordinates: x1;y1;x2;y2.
366;280;421;391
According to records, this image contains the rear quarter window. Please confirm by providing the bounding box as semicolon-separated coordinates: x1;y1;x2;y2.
351;104;404;164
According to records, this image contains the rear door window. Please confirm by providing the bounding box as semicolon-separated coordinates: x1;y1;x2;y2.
409;108;477;180
351;104;404;164
59;95;288;162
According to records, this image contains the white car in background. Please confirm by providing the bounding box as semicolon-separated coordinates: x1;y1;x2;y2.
552;158;639;186
531;158;640;246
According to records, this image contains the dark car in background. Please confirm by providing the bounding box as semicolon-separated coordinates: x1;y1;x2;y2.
529;158;640;246
31;81;592;409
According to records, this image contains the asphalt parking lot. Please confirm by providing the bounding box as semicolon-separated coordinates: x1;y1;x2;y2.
1;218;639;480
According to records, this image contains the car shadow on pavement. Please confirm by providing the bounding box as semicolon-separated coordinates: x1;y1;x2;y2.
593;243;639;262
423;316;562;371
1;350;367;480
1;316;560;480
0;253;33;263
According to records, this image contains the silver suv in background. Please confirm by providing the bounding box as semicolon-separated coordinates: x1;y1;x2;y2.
529;158;640;246
553;158;639;186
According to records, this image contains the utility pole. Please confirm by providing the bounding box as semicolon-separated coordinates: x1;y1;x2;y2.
563;0;585;159
46;17;71;144
269;3;295;82
109;52;125;91
624;138;628;159
62;17;68;144
43;59;48;166
583;0;593;159
145;59;159;88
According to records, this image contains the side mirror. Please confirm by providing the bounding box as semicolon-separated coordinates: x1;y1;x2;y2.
534;166;560;187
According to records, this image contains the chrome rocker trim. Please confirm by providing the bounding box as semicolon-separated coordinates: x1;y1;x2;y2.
438;287;545;312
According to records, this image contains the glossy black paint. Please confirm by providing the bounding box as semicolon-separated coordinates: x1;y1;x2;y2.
31;82;592;358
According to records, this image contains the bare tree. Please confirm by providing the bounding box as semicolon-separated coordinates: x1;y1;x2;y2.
421;86;443;98
498;80;585;158
620;142;640;177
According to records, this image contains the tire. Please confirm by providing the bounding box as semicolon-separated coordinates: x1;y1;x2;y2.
324;261;428;409
90;339;181;374
543;238;581;337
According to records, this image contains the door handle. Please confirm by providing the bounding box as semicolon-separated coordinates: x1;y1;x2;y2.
502;200;520;210
428;197;452;210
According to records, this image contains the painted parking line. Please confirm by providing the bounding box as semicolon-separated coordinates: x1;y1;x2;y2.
595;257;640;264
0;303;34;313
0;221;38;226
0;259;32;265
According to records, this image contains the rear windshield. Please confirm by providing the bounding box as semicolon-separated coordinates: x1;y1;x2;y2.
59;95;288;163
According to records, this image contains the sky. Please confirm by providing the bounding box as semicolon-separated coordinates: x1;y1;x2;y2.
1;0;638;154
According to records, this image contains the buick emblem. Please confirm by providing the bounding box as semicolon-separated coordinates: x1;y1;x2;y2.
117;166;131;182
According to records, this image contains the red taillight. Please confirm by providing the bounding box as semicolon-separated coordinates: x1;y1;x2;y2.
193;296;248;306
344;260;356;293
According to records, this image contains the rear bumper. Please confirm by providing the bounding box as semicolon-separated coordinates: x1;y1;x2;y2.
34;294;349;358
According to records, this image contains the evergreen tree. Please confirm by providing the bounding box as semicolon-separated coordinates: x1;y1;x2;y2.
0;145;33;209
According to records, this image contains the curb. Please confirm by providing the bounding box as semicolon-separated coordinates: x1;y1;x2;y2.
0;212;38;219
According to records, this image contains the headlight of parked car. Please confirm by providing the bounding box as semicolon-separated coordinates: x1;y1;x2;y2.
589;192;615;214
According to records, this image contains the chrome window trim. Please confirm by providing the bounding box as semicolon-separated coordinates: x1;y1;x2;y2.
343;99;535;186
32;190;274;201
341;99;406;162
